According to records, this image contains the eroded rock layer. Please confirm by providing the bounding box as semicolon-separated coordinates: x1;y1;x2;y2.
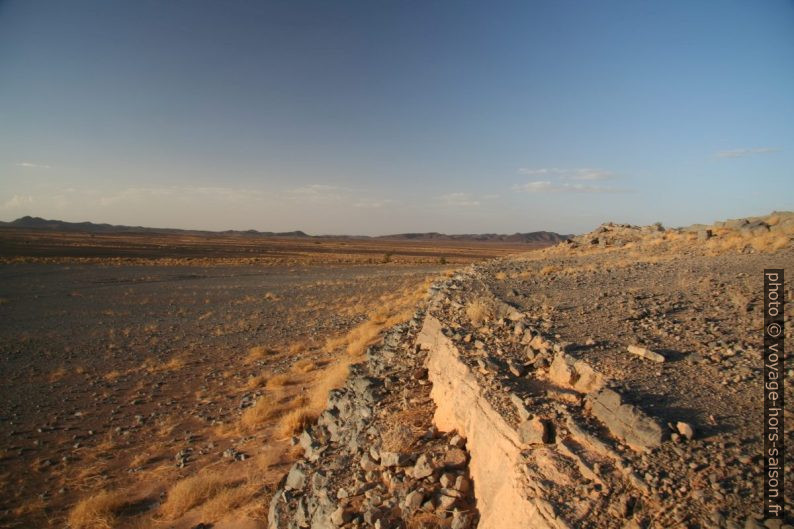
271;215;794;529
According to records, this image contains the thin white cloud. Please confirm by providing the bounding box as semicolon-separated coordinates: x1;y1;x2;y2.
287;184;344;204
0;194;34;210
513;181;628;194
515;180;555;192
15;162;51;169
99;187;174;207
715;147;780;158
518;167;614;180
515;166;627;193
97;186;265;207
353;198;397;209
440;192;480;207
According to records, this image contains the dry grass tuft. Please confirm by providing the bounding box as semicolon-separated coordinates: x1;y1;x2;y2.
245;346;267;364
200;483;254;521
143;354;187;373
265;373;293;390
705;230;790;254
276;408;315;438
750;233;790;252
48;367;68;383
213;421;239;438
68;490;127;529
291;358;317;374
245;372;269;389
11;496;46;519
308;361;350;411
407;511;444;529
323;334;347;353
286;342;307;356
240;395;278;431
381;408;427;452
160;471;227;519
244;345;275;364
466;298;491;327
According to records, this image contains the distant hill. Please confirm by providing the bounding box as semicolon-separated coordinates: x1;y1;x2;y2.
0;216;310;238
378;231;572;243
0;216;572;243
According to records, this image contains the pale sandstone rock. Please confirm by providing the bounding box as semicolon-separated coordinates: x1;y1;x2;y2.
420;315;573;529
627;344;666;363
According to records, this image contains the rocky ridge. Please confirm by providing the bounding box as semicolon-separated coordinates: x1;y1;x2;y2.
268;314;479;529
269;213;794;528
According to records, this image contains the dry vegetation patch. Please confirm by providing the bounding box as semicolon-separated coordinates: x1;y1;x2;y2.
245;372;269;389
159;471;228;520
265;373;293;390
276;408;315;438
48;367;68;383
291;358;317;374
199;482;255;521
381;408;428;453
264;277;436;446
465;298;491;327
141;353;188;373
240;395;280;432
244;345;273;364
68;490;127;529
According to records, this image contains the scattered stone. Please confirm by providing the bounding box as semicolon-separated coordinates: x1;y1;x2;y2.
331;506;352;526
627;345;666;363
222;447;246;461
449;434;466;448
454;475;470;493
285;462;308;491
451;511;474;529
518;417;552;445
413;367;428;380
443;448;468;469
360;453;379;472
412;454;435;479
404;490;424;511
508;360;525;377
379;451;411;467
549;354;576;386
676;421;695;440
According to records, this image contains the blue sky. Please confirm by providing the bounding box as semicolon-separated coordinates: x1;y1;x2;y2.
1;0;792;235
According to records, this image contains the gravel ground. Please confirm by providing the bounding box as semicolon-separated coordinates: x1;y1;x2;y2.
0;262;442;528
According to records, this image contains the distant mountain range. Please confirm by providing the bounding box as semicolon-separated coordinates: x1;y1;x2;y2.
378;231;570;243
0;216;572;244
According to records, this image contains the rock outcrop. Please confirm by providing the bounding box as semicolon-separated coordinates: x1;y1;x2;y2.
268;315;479;529
269;214;794;528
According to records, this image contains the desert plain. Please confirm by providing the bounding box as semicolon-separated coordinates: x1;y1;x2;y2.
0;225;537;528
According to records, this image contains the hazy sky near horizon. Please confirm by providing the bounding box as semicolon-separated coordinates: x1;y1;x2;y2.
1;1;793;235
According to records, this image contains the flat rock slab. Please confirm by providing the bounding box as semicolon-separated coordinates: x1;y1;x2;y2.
589;389;665;451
